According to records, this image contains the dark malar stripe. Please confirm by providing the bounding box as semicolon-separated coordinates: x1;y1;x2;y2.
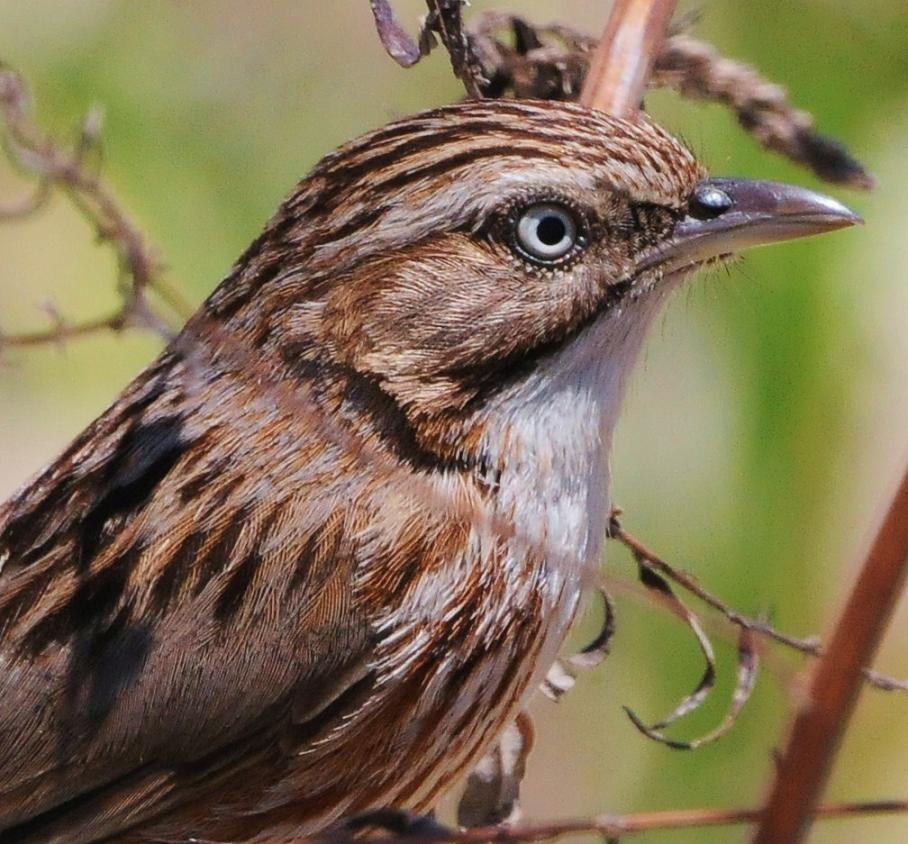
447;275;638;412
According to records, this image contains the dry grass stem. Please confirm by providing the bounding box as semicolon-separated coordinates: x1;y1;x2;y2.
450;13;874;190
651;35;875;189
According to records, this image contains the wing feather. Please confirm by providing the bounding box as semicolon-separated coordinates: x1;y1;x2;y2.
0;352;372;841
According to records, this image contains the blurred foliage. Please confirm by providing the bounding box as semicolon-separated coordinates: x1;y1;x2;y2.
1;2;907;841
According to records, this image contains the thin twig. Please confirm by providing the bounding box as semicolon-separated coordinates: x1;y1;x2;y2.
0;178;50;218
369;1;486;97
753;467;908;844
321;799;908;844
608;512;908;693
579;0;678;116
0;63;190;351
424;1;486;98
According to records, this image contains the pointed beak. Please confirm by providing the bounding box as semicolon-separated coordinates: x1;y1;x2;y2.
643;178;862;275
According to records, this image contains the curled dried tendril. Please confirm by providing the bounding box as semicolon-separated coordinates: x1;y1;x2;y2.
623;614;760;751
608;511;908;696
549;512;905;753
542;585;615;701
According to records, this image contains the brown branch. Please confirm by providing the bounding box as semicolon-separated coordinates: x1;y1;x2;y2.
753;467;908;844
324;799;908;844
0;177;50;218
579;0;678;116
0;63;190;351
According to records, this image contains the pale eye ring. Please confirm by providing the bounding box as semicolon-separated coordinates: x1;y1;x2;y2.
514;203;579;263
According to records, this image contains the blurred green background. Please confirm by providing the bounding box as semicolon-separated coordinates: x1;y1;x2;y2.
1;1;907;841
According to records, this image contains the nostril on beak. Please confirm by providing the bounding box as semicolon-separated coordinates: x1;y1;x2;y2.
689;184;734;220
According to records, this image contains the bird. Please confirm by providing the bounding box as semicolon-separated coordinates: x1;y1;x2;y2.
0;98;858;843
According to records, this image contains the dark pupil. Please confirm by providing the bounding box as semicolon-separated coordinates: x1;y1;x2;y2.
536;215;566;246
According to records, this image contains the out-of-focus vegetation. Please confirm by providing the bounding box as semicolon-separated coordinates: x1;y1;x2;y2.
1;2;907;841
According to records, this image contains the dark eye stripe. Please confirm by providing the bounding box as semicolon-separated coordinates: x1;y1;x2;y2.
624;201;681;238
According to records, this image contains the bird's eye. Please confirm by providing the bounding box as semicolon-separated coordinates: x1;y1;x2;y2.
513;203;581;265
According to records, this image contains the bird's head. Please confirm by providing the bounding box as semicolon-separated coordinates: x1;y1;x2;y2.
202;100;858;467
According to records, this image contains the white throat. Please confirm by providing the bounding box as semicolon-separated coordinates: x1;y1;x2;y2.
477;288;671;597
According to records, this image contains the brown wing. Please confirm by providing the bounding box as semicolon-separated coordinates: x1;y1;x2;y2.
0;348;372;842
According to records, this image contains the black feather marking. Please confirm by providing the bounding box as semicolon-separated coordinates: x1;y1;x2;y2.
213;548;263;622
149;530;207;614
279;341;476;476
178;458;232;504
287;531;323;594
83;605;154;725
78;416;186;566
0;388;166;569
194;515;249;596
211;508;283;621
21;542;142;655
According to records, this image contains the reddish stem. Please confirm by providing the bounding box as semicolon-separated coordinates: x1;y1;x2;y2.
753;466;908;843
579;0;678;116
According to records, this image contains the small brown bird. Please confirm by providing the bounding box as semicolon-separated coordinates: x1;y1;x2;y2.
0;99;857;842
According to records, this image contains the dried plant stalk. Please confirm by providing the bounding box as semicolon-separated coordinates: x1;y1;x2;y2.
449;13;875;190
579;0;677;116
651;35;874;189
0;64;188;350
621;563;760;750
370;0;486;96
609;513;908;694
753;467;908;843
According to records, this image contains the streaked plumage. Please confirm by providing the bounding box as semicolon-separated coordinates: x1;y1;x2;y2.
2;97;843;842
